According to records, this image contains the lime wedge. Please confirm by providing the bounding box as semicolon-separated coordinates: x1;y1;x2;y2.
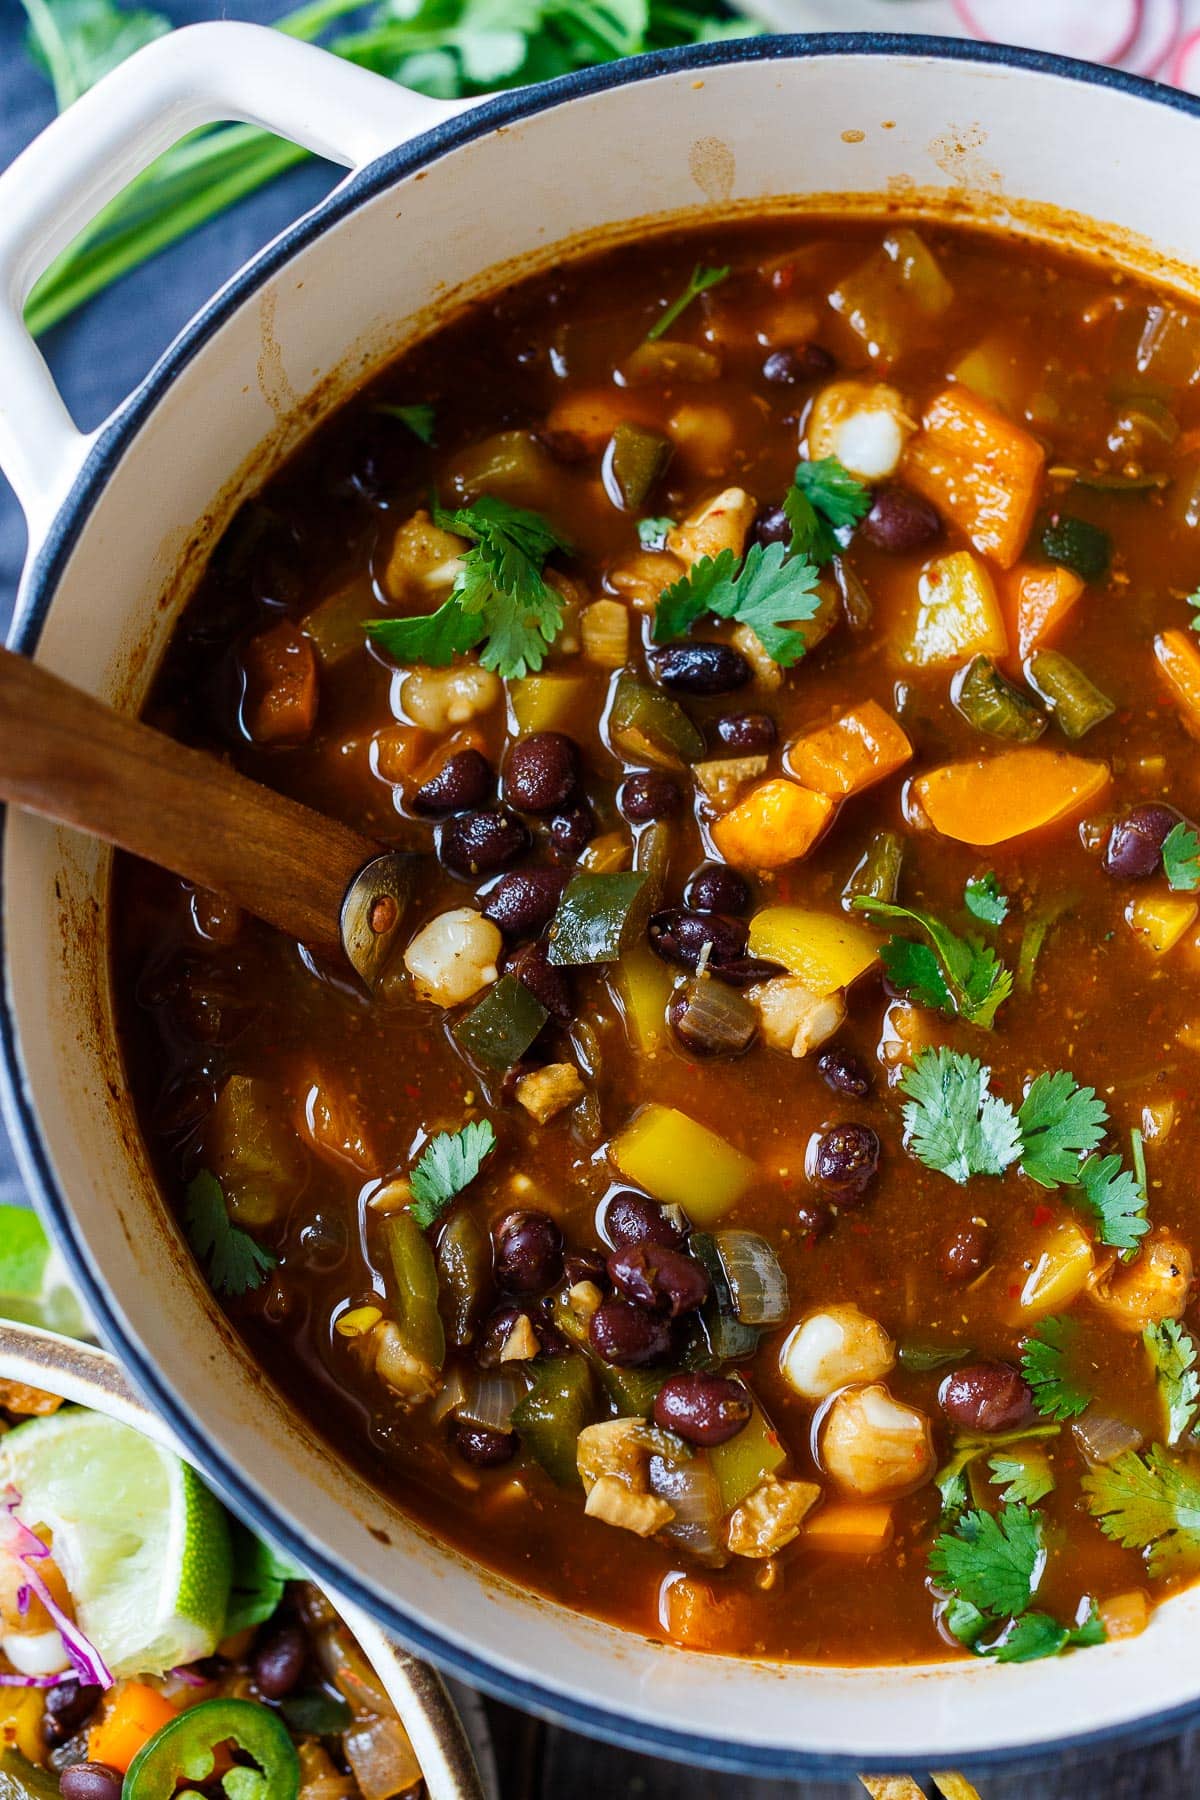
0;1408;232;1676
0;1206;89;1339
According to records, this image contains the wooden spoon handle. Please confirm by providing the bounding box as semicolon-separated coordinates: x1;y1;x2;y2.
0;646;380;955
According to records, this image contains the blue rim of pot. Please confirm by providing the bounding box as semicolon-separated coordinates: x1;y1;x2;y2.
5;28;1200;1778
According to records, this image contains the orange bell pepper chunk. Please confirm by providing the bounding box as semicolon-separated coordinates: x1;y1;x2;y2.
241;620;319;745
804;1502;894;1555
710;780;834;870
89;1682;177;1773
658;1572;751;1650
1155;628;1200;737
784;701;913;798
903;386;1045;569
999;562;1085;665
913;748;1110;846
543;390;655;450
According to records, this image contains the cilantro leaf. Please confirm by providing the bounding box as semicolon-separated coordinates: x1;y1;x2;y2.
898;1048;1022;1185
637;516;673;550
1017;1071;1108;1189
964;871;1009;926
936;1422;1059;1517
652;542;822;666
929;1504;1044;1620
224;1521;304;1637
375;402;435;444
1189;589;1200;634
1163;821;1200;893
408;1119;497;1229
988;1605;1105;1663
853;898;1013;1028
645;263;730;342
783;456;870;564
184;1170;276;1299
1083;1445;1200;1576
1021;1316;1092;1421
1145;1319;1200;1446
1075;1150;1149;1253
366;496;570;679
989;1446;1055;1507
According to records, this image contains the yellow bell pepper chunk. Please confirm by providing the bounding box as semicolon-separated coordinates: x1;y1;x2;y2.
903;550;1008;667
612;944;674;1054
747;907;878;997
609;1105;754;1225
1126;893;1199;955
1014;1217;1094;1319
510;674;590;735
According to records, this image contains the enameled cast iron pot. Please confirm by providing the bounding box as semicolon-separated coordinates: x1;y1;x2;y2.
3;25;1200;1778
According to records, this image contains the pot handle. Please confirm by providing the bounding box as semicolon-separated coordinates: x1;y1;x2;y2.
0;22;471;534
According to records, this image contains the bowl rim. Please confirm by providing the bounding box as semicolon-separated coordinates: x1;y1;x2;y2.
7;27;1200;1778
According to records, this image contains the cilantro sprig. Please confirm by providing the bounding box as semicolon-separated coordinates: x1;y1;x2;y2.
408;1119;497;1230
783;456;870;564
1021;1317;1092;1421
645;263;730;342
375;402;435;445
989;1446;1055;1507
1163;820;1200;892
1016;1071;1108;1190
652;541;823;666
1145;1319;1200;1446
936;1422;1059;1517
366;496;571;679
930;1504;1104;1663
853;897;1013;1029
1084;1445;1200;1576
899;1049;1021;1186
964;871;1009;926
637;516;673;550
184;1171;277;1299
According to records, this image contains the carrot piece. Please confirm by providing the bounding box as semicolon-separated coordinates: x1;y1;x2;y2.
1155;628;1200;737
903;386;1045;568
998;562;1085;664
89;1682;177;1773
913;748;1110;845
804;1501;894;1554
784;701;913;797
241;620;319;745
658;1572;750;1650
710;780;834;870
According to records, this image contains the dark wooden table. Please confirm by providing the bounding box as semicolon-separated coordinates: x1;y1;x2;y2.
2;6;1199;1792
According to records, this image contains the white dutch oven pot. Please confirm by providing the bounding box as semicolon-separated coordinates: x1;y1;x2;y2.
2;24;1200;1777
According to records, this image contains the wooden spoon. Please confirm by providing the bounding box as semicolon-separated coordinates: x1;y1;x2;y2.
0;646;419;989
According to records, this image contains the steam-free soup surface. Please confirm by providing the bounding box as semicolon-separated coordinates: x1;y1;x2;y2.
114;218;1200;1665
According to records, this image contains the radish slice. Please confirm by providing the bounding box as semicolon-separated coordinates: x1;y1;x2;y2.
1170;22;1200;88
1122;0;1183;73
952;0;1141;65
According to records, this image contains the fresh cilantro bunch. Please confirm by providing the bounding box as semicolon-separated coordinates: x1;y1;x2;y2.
853;897;1012;1029
929;1505;1104;1662
366;496;571;678
652;541;823;667
783;457;871;565
184;1170;277;1298
408;1119;496;1229
1084;1445;1200;1576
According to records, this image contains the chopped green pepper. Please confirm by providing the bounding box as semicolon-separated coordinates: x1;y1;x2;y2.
547;871;650;966
898;1341;970;1373
843;830;904;908
605;423;673;510
0;1751;60;1800
598;1363;663;1417
609;674;704;768
709;1399;786;1512
1039;514;1111;581
436;1212;490;1346
1025;649;1115;739
384;1211;446;1370
123;1698;299;1800
279;1689;353;1736
453;974;548;1069
511;1352;595;1487
951;655;1046;742
691;1231;761;1364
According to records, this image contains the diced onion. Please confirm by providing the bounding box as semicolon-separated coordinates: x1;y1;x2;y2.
1072;1414;1143;1467
429;1365;468;1425
455;1368;531;1433
715;1231;789;1326
649;1452;728;1568
344;1713;423;1800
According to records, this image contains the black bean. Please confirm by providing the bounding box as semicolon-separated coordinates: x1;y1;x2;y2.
648;908;747;972
494;1210;563;1294
503;940;573;1021
940;1362;1034;1434
607;1242;709;1318
483;868;568;938
619;773;681;823
564;1248;609;1287
60;1767;123;1800
438;809;531;877
816;1045;873;1098
653;1372;751;1446
603;1190;684;1250
454;1422;518;1467
861;484;942;555
253;1622;308;1699
589;1297;672;1366
476;1302;564;1367
684;864;751;915
1103;804;1183;880
812;1123;881;1201
547;800;595;863
761;343;835;384
940;1222;990;1281
297;1211;348;1273
651;643;752;696
795;1200;831;1241
413;748;494;814
714;711;777;752
504;732;581;813
750;505;791;550
42;1681;102;1747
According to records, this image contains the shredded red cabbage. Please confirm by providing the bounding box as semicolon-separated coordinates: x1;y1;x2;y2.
1;1486;113;1689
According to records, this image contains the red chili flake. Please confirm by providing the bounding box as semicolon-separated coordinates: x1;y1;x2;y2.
405;1084;421;1100
1031;1203;1053;1229
850;1222;872;1236
1008;1284;1021;1299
